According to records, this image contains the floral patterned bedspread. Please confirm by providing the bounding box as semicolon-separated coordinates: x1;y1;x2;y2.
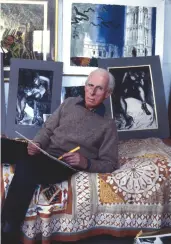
1;138;171;243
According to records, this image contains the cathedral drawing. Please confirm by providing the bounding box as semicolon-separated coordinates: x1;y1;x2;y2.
124;6;153;57
70;32;119;59
70;4;155;64
82;33;119;59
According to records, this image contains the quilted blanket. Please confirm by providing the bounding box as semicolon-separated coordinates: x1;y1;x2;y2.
1;138;171;243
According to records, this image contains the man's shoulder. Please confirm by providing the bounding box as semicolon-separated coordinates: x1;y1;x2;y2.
103;116;117;131
63;96;82;106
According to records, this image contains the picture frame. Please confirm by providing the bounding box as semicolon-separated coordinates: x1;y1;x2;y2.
135;233;171;244
0;0;57;71
6;58;63;139
1;53;6;134
61;0;165;75
64;86;85;100
98;55;170;140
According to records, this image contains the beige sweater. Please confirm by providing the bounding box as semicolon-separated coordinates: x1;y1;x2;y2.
33;97;119;173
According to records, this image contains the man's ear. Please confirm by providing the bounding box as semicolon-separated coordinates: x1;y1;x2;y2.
105;90;112;99
84;85;87;94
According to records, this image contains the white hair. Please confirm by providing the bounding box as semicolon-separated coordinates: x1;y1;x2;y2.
85;68;115;92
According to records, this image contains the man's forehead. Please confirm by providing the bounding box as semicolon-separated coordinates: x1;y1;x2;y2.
88;73;108;86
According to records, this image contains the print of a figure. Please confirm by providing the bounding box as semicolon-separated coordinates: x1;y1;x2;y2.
16;72;51;126
119;71;151;129
110;65;157;131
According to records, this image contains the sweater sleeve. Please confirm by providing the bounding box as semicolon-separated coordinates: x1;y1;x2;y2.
87;120;119;173
33;102;65;149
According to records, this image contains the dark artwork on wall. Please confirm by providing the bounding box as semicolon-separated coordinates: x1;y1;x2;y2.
98;56;170;139
109;65;157;131
64;86;85;100
16;69;53;126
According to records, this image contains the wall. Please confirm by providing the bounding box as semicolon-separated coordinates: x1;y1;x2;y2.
4;0;171;123
163;0;171;106
163;0;171;133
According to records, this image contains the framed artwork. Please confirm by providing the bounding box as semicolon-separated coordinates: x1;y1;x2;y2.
61;85;85;103
135;234;171;244
61;0;165;75
64;86;85;99
98;55;170;140
0;0;57;71
1;53;6;134
6;58;63;139
61;86;85;103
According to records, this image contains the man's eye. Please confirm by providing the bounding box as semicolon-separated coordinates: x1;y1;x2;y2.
98;87;103;90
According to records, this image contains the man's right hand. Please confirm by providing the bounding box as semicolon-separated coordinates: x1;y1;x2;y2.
27;142;41;155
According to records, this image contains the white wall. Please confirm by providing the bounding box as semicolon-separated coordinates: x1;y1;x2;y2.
162;0;171;107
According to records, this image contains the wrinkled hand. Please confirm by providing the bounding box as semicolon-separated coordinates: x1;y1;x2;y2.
27;142;41;156
62;152;88;169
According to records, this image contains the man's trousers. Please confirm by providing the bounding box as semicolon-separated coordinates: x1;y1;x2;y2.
1;139;76;231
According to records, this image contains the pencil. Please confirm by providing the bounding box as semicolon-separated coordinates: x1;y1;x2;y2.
57;146;80;160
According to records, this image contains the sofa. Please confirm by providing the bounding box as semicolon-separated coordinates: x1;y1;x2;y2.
1;137;171;244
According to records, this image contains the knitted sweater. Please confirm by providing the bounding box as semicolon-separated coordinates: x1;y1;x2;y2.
33;97;119;173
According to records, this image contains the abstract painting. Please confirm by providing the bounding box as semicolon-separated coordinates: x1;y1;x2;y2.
62;0;165;75
109;65;157;131
0;0;56;70
6;58;63;139
98;56;170;139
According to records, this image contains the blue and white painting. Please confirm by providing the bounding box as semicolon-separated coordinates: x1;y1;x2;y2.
70;3;156;67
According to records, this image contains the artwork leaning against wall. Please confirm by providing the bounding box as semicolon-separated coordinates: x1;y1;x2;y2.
109;65;157;132
6;58;63;139
15;68;53;127
98;56;170;140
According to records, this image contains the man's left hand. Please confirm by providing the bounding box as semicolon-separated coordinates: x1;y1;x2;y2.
62;152;88;169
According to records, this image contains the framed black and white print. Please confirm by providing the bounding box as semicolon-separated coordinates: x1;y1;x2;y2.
0;0;56;71
98;56;170;140
6;58;63;139
1;53;6;134
110;65;157;131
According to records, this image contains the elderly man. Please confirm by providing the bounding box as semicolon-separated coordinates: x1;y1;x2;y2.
1;68;119;244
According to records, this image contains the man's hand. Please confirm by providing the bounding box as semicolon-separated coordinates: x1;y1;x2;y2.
62;152;88;169
27;142;41;156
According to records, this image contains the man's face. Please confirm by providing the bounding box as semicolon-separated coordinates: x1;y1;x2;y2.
84;72;111;109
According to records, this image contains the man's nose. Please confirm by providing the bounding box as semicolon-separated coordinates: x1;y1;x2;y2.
90;87;96;95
